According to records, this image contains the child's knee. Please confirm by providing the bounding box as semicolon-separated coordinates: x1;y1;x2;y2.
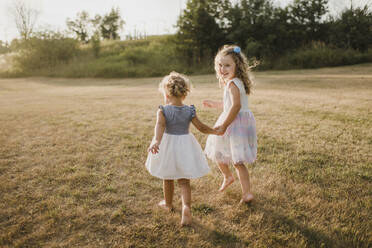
233;163;245;169
177;178;190;186
163;179;174;187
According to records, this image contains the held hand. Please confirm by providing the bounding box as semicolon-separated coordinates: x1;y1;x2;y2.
214;125;227;136
212;126;220;135
203;100;214;108
148;142;160;154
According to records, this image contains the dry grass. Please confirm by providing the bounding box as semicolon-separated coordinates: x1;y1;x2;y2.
0;64;371;247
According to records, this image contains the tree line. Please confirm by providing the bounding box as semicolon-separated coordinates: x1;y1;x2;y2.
0;0;371;76
2;0;371;58
66;7;124;43
176;0;372;65
0;4;125;51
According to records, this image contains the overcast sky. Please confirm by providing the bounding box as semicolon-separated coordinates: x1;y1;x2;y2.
0;0;370;42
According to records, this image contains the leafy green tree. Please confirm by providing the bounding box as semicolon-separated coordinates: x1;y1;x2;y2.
91;14;102;35
100;7;125;40
329;6;372;52
289;0;329;45
226;0;275;58
66;11;91;43
269;6;295;54
176;0;231;64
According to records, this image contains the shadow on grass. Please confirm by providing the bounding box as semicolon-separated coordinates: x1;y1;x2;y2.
184;202;335;247
193;199;337;247
256;195;336;248
258;134;368;187
185;220;248;247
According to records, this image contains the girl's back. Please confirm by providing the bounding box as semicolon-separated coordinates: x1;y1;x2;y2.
160;105;195;135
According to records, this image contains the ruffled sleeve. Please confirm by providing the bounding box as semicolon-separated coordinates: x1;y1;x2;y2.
190;105;196;120
158;105;164;112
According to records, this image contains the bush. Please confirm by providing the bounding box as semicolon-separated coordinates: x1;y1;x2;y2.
51;35;203;78
5;33;371;78
261;45;372;70
0;41;10;54
14;31;79;73
90;32;101;58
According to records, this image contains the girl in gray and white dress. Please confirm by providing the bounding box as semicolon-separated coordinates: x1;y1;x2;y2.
146;71;217;226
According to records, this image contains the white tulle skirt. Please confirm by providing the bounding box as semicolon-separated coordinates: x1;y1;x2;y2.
146;133;210;180
205;110;257;164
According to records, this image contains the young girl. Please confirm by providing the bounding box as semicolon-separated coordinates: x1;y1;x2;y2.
146;71;217;226
204;45;257;204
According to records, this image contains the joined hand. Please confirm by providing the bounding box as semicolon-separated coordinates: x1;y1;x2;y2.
214;125;226;136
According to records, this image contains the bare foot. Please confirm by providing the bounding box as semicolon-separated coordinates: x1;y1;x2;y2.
239;193;254;204
218;176;235;192
181;205;192;226
158;200;173;212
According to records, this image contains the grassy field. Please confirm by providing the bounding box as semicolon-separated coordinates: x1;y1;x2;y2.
0;64;371;247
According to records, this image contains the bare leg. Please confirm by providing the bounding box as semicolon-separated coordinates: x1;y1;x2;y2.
233;163;254;203
158;180;174;211
178;179;192;226
217;162;235;192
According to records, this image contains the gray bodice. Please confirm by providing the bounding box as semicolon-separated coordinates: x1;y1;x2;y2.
159;105;196;135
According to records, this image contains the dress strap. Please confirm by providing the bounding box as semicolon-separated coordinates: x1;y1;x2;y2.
227;78;245;94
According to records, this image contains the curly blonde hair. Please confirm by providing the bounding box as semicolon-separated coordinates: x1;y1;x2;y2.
159;71;191;98
214;45;255;95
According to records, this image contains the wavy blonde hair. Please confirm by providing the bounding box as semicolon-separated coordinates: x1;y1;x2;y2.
214;45;255;95
159;71;191;98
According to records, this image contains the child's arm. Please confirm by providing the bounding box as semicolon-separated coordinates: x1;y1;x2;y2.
215;83;241;135
148;109;166;154
203;100;223;109
191;116;217;134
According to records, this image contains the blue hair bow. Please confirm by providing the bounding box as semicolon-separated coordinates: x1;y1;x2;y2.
233;46;241;54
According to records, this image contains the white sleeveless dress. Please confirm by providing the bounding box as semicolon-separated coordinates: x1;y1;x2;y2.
146;105;210;180
205;78;257;164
